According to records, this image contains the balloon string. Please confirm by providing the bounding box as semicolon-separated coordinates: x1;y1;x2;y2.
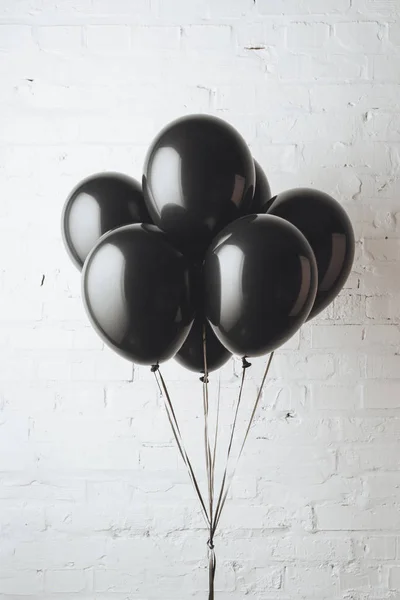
202;326;218;600
212;352;274;536
212;356;249;537
152;365;210;528
208;545;216;600
202;326;214;531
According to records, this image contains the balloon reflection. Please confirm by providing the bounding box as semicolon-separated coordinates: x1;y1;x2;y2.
83;243;129;345
217;244;245;331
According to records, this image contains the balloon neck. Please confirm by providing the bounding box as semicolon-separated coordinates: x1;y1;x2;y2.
242;357;252;369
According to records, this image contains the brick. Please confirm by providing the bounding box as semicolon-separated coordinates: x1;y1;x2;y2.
366;355;400;379
333;22;384;53
311;325;364;348
0;571;43;595
155;0;208;20
340;444;400;473
0;25;34;51
287;22;330;48
276;52;367;82
364;536;396;560
44;569;86;593
310;83;400;112
286;565;338;596
270;353;335;380
364;473;400;498
364;382;400;408
86;25;131;53
35;26;83;52
131;26;180;51
258;0;350;14
316;503;400;530
272;535;353;562
373;55;400;83
182;25;233;53
366;295;400;320
365;238;400;261
310;383;362;410
339;566;381;591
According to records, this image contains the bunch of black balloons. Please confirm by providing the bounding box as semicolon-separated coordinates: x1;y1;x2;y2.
62;114;355;372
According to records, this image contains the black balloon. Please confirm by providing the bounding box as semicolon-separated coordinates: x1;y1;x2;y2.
266;188;355;319
175;317;231;373
82;224;195;365
62;172;151;270
143;114;255;258
247;160;272;214
204;215;317;357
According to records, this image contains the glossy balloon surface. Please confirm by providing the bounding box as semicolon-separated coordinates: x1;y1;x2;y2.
247;160;272;214
62;172;151;270
266;188;354;319
175;317;231;373
204;215;317;357
143;114;255;258
82;224;195;365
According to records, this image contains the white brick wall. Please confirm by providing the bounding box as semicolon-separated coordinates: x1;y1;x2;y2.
0;0;399;598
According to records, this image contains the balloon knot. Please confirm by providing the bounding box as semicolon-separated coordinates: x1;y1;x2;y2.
207;538;215;550
242;357;252;369
200;375;209;383
151;364;159;373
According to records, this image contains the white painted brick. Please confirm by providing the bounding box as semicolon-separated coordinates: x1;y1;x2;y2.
333;22;384;53
340;444;400;472
257;0;351;14
131;26;180;51
364;473;400;498
364;382;400;408
389;566;400;589
0;25;34;51
351;0;399;16
286;565;338;597
366;295;400;320
182;25;233;53
85;0;151;15
35;26;83;53
364;536;396;560
310;83;400;112
373;55;400;83
155;0;208;20
389;23;400;45
210;0;254;18
276;52;367;82
341;416;400;443
287;22;330;48
44;569;87;593
316;503;400;530
0;571;43;595
339;566;382;591
270;353;335;380
86;25;131;54
365;238;400;261
366;354;400;379
240;565;283;593
272;535;353;562
310;384;362;410
311;325;364;349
